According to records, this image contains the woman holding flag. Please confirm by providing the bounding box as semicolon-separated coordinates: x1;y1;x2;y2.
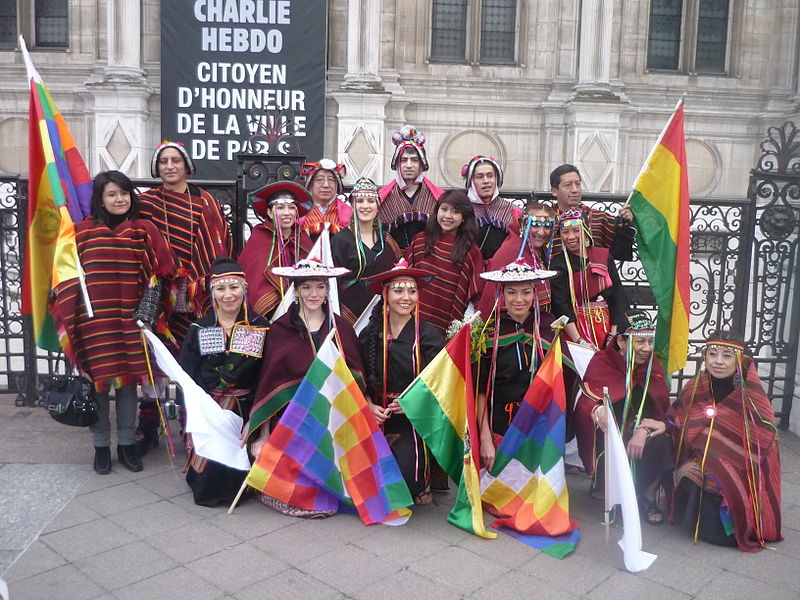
360;259;443;504
248;259;364;517
331;177;402;326
51;170;176;474
474;259;557;471
180;257;269;507
671;332;782;551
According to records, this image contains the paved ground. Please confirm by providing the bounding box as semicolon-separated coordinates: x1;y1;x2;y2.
1;393;798;600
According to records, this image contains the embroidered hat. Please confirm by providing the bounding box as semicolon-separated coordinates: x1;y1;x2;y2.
208;257;247;289
619;310;656;337
250;180;312;220
301;159;346;195
151;140;195;178
271;258;350;279
461;155;504;189
348;177;380;202
480;258;558;283
364;258;434;295
389;125;429;171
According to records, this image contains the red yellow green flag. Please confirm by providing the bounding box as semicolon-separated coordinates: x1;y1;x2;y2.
629;98;691;373
20;36;92;351
398;324;495;539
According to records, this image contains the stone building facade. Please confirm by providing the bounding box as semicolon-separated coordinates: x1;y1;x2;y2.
0;1;797;194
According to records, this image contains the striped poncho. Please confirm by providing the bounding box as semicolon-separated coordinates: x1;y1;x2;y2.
138;184;232;343
406;231;484;333
51;218;176;391
671;361;782;552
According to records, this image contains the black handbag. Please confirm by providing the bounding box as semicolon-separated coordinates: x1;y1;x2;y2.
41;357;99;427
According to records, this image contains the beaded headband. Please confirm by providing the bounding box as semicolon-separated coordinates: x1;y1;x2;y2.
209;273;247;289
704;340;745;353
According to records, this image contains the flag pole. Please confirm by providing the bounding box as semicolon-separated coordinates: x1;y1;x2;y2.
622;94;686;207
227;479;249;514
603;386;611;544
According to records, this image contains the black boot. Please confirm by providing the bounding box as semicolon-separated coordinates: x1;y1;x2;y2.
94;446;111;475
117;444;143;472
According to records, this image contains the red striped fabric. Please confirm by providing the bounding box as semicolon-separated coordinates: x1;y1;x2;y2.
51;219;176;391
406;232;484;333
674;361;782;552
138;185;231;342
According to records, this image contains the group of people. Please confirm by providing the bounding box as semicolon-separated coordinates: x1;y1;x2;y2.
51;126;782;554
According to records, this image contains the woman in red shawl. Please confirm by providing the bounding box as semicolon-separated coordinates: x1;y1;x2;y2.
248;259;364;517
406;189;484;334
576;311;673;524
671;332;782;552
52;171;176;474
238;180;314;319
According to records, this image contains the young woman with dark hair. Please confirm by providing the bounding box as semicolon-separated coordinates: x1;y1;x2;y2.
359;260;443;504
405;189;484;333
670;331;782;552
51;170;176;474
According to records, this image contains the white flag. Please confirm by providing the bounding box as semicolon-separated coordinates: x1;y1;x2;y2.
141;329;251;471
605;404;657;572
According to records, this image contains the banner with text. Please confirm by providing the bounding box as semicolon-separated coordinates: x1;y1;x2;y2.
161;0;326;180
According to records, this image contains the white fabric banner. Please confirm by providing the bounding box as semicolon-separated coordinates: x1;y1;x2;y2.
142;329;251;471
605;404;657;572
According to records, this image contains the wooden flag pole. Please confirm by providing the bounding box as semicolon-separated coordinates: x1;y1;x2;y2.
603;386;611;544
227;479;249;515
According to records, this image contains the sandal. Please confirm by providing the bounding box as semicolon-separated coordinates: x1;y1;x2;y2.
640;496;665;526
414;488;433;505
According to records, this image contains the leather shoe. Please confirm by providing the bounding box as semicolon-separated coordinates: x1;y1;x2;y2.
94;446;111;475
117;444;143;472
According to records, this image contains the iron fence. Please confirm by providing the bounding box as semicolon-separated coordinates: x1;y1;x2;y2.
1;123;798;428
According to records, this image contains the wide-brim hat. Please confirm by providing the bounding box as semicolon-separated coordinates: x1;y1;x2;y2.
151;141;195;178
251;180;312;220
480;259;558;283
271;258;350;280
364;259;434;295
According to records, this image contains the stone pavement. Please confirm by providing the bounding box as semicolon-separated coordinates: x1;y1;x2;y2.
1;393;798;600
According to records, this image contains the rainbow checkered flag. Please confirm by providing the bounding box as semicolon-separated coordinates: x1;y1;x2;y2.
246;331;413;525
20;36;92;350
480;336;580;558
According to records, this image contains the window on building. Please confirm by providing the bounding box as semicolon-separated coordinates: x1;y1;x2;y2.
431;0;517;65
34;0;68;47
0;0;68;49
646;0;731;75
0;0;17;47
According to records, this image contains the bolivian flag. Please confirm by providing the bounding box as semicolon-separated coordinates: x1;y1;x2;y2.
629;98;691;373
399;324;495;539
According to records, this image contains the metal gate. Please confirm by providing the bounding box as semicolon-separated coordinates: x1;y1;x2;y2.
2;123;798;428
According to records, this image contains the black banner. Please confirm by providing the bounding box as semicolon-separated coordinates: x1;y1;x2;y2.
160;0;326;180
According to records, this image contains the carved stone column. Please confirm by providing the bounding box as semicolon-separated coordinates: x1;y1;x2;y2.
342;0;383;90
575;0;614;97
85;0;152;176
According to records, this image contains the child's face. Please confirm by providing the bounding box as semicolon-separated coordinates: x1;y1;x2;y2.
437;202;464;233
